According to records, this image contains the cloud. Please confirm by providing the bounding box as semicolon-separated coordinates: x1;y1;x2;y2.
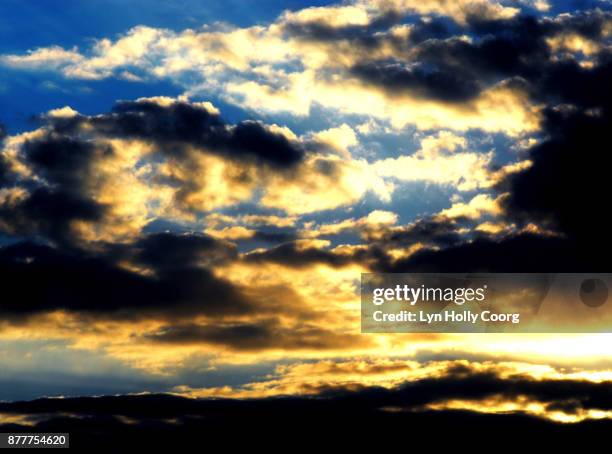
1;391;610;450
0;0;611;410
0;45;83;70
437;194;503;220
372;216;464;249
45;106;80;119
372;131;494;191
226;64;540;133
501;95;612;246
3;99;379;243
281;4;373;28
143;319;365;352
301;209;398;239
310;124;358;157
202;213;299;242
204;225;258;240
54;97;307;168
260;153;393;214
5;2;594;134
4;359;612;448
350;59;483;103
0;230;371;361
243;239;356;269
246;215;298;227
367;0;520;25
384;233;602;272
488;25;612;260
0;131;170;244
174;357;612;406
0;187;106;246
0;236;254;320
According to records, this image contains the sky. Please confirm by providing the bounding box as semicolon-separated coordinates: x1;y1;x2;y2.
1;0;612;437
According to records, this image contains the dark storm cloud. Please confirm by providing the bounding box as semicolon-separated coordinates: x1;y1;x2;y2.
351;59;482;102
0;134;110;246
130;232;238;270
5;367;612;412
408;17;459;44
243;213;602;273
2;368;612;449
0;188;106;246
500;102;611;245
345;18;542;101
382;217;463;248
0;235;251;319
381;233;600;272
143;319;363;351
0;155;11;187
437;13;612;107
468;7;609;39
0;135;115;245
0;123;7;185
384;366;612;413
340;17;550;103
243;240;354;268
51;99;306;167
494;52;612;258
23;135;103;190
237;217;464;271
144;321;277;348
261;215;598;273
250;229;298;244
347;11;611;103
